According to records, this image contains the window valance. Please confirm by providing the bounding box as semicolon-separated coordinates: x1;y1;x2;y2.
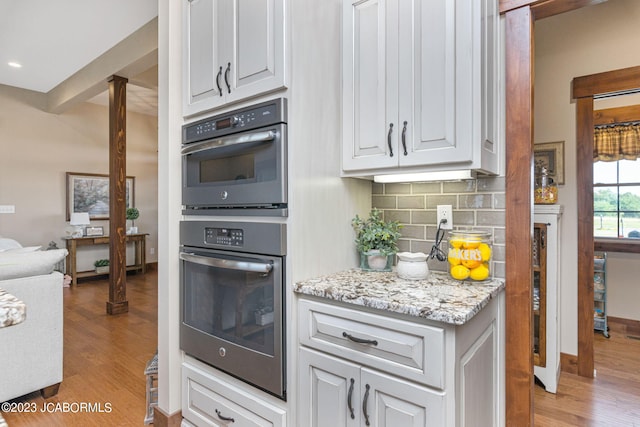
593;123;640;162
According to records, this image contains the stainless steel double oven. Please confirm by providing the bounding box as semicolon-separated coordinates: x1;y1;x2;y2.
180;98;288;400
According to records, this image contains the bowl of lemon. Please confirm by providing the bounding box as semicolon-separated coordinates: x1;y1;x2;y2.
447;231;492;282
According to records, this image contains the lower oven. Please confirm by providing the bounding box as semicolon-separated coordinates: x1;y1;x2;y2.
179;220;286;400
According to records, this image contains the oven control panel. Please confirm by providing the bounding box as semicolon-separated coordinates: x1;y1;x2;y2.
205;227;244;247
183;98;287;145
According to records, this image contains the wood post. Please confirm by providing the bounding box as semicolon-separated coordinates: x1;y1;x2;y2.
107;75;129;315
504;5;534;426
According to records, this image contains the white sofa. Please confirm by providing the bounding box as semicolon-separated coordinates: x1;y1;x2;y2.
0;238;66;403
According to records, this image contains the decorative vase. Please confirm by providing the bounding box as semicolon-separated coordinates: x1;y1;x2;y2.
396;252;429;280
360;250;393;272
95;266;109;274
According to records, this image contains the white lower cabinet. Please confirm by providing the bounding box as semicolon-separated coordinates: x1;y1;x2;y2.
299;347;444;426
182;359;286;427
297;296;504;427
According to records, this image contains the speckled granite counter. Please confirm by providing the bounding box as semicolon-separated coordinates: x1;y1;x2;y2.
294;269;504;325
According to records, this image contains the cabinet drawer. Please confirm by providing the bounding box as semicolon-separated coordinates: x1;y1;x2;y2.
182;362;286;427
298;298;446;389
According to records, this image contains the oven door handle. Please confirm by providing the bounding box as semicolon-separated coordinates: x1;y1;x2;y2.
181;130;277;156
180;252;273;274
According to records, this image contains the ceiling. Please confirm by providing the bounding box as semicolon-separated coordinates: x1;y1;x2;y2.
0;1;158;116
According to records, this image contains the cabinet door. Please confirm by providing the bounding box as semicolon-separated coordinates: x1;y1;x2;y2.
401;0;471;167
299;348;360;427
183;0;223;114
342;0;397;171
361;368;445;427
226;0;286;103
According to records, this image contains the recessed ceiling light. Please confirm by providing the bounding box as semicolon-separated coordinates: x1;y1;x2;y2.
8;62;22;68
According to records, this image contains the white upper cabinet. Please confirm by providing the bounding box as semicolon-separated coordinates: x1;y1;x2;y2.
342;0;501;176
183;0;287;116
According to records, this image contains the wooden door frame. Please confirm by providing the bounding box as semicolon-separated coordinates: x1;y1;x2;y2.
572;65;640;377
500;0;605;425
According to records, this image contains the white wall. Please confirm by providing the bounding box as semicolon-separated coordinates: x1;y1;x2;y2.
0;84;158;268
534;0;640;355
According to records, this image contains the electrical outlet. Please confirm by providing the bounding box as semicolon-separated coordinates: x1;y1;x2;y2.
437;205;453;230
150;248;155;255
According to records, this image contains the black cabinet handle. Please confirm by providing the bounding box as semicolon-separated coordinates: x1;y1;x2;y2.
224;62;231;93
347;378;355;419
401;121;408;155
342;332;378;346
216;66;223;97
363;384;371;426
387;123;394;157
215;409;235;423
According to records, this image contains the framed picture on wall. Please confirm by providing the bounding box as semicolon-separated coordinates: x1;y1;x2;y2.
534;141;565;185
66;172;135;220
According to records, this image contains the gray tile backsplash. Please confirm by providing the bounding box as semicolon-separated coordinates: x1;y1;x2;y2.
372;176;506;278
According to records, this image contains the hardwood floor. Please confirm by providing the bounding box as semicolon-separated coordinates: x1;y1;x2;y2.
534;320;640;426
2;271;158;427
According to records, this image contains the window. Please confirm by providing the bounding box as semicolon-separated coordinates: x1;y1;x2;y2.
593;158;640;238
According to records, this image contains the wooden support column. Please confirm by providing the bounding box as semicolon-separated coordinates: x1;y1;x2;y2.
504;6;534;426
107;75;129;315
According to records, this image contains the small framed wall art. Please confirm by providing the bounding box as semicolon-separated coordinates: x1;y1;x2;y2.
533;141;565;185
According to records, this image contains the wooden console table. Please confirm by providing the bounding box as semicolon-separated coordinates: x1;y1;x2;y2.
64;233;147;287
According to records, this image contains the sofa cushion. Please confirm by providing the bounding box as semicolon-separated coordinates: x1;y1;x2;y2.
0;249;68;280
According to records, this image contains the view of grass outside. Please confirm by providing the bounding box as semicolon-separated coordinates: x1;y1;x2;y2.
594;159;640;238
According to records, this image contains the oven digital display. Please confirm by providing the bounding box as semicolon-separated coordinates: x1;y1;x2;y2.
216;118;233;129
205;227;243;246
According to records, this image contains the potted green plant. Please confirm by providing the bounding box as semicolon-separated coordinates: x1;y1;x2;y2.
126;207;140;234
351;208;402;271
94;259;110;274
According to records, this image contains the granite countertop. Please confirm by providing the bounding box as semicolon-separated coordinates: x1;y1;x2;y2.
294;269;505;325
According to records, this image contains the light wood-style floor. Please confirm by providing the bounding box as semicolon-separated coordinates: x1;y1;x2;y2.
3;270;639;426
2;270;158;427
534;320;640;426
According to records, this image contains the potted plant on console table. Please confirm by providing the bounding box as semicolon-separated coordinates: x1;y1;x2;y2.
351;208;402;271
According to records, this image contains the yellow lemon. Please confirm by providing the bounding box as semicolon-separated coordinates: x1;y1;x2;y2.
448;248;461;266
462;258;481;269
469;264;489;281
451;265;470;280
463;240;480;249
450;239;464;249
478;243;492;261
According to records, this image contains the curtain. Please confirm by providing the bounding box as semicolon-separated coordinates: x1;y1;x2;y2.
593;123;640;162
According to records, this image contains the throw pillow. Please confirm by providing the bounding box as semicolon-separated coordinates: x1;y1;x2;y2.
0;238;22;251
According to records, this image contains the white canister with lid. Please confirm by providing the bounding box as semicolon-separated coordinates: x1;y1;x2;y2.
396;252;429;280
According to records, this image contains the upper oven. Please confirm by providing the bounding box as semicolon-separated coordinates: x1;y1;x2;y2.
182;98;287;215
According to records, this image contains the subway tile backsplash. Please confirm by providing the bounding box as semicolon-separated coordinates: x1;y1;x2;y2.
372;177;506;278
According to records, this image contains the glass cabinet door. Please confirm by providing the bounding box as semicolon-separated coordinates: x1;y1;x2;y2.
533;223;547;367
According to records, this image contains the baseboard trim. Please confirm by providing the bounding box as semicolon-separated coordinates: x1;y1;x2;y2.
608;316;640;334
153;406;182;427
560;352;578;375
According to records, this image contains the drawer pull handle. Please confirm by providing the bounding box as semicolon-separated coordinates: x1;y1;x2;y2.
347;378;355;419
342;332;378;346
401;120;408;155
215;409;235;423
363;384;371;426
